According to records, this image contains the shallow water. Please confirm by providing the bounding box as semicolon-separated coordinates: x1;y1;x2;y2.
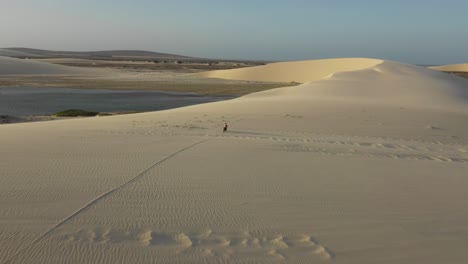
0;87;233;116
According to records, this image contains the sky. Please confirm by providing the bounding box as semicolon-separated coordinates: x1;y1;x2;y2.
1;0;467;64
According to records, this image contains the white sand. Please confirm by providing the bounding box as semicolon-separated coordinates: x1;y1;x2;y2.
1;58;468;264
196;58;383;82
0;56;104;75
430;63;468;72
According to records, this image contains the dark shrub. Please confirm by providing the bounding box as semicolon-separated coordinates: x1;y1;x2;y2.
54;109;99;117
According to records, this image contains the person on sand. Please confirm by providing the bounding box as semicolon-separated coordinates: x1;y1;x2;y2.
223;123;228;133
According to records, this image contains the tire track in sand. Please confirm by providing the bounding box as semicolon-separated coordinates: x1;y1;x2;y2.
3;138;210;264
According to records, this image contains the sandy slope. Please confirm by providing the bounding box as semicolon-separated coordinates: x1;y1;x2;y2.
430;63;468;72
0;56;103;75
1;59;468;264
196;58;383;82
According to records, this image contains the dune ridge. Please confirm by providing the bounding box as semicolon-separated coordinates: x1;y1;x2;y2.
430;63;468;72
196;58;383;83
195;59;468;111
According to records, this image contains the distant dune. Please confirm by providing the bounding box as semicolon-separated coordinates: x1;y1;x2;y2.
430;63;468;72
196;58;383;83
198;59;468;112
0;56;101;75
198;58;468;110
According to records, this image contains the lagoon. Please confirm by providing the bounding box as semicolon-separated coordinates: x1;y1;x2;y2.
0;87;233;117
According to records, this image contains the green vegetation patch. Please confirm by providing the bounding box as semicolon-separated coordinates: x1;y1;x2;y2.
54;109;99;117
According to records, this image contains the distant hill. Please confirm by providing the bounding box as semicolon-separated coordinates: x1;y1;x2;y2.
0;56;102;75
0;48;42;57
2;47;193;60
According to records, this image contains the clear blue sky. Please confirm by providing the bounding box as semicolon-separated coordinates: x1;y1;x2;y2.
1;0;467;64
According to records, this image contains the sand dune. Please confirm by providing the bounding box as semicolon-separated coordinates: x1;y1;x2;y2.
430;63;468;72
233;61;468;111
0;56;102;75
196;58;383;83
1;58;468;264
